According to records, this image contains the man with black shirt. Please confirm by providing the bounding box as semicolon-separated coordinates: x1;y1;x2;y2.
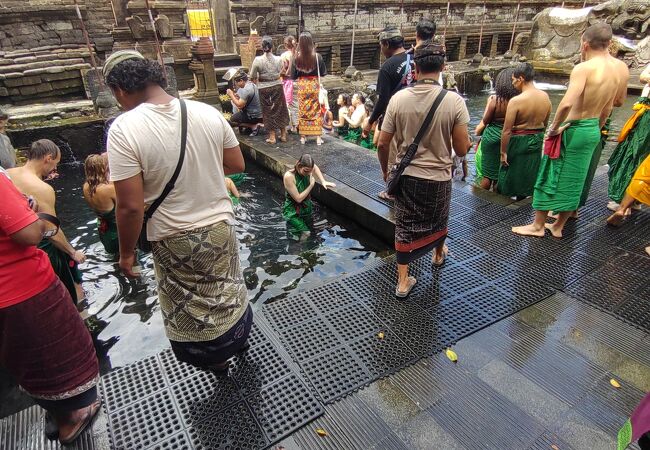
364;26;413;200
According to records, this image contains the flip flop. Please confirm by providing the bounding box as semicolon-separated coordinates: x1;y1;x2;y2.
395;276;417;298
58;399;101;445
265;139;276;145
607;212;627;227
432;245;449;267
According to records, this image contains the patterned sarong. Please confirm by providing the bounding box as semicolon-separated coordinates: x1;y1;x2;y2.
152;221;248;343
608;97;650;203
0;279;99;403
533;118;600;212
394;176;451;264
480;122;503;181
497;129;544;198
259;84;290;132
296;76;322;136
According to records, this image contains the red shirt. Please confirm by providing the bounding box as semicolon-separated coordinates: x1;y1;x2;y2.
0;171;55;308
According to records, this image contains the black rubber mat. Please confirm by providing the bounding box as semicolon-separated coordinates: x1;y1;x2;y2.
102;320;323;449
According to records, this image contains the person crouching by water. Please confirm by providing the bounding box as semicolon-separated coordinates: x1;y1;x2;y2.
250;36;290;145
104;50;251;374
378;41;471;297
283;154;336;239
82;154;119;254
0;168;100;445
474;67;519;191
227;70;264;136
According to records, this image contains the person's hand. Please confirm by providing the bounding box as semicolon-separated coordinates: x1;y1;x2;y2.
309;175;316;187
226;88;233;97
500;153;509;167
474;125;483;136
45;171;59;181
362;123;371;138
119;250;139;278
72;249;86;264
546;123;569;139
323;181;336;190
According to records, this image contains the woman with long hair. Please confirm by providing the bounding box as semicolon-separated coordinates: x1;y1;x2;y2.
82;154;118;254
341;92;368;144
280;35;298;132
332;93;352;136
250;36;290;144
282;154;335;238
475;67;519;190
291;32;328;145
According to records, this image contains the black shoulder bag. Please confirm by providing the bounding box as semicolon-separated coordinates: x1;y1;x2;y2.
385;89;447;196
137;99;188;253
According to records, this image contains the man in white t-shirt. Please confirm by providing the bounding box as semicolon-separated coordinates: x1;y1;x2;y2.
104;50;252;373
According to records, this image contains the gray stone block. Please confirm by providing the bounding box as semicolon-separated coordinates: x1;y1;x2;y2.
4;73;24;79
0;87;8;96
13;56;37;64
23;68;48;76
4;75;42;87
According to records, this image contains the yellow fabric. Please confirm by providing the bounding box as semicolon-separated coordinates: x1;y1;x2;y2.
627;153;650;205
618;103;650;143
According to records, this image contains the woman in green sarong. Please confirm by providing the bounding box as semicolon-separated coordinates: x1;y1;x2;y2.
359;100;378;151
497;129;544;198
474;67;519;191
282;154;336;238
341;93;367;144
82;154;119;255
607;91;650;208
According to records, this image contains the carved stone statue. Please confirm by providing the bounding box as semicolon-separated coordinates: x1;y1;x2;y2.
250;16;265;34
126;15;146;39
155;14;173;39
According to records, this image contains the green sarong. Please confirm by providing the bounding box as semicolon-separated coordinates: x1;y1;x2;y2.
578;117;611;207
497;130;544;197
282;172;313;236
474;140;483;182
38;239;82;304
360;131;377;151
608;97;650;203
480;123;503;181
97;207;119;254
533;118;601;212
344;127;362;144
226;173;246;186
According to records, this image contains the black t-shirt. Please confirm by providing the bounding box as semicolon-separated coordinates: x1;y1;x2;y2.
291;53;327;79
369;51;414;124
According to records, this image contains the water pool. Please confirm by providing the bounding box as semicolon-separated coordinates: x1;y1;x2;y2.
49;162;386;371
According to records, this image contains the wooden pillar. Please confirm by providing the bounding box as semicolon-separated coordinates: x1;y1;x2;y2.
458;35;468;60
490;33;499;57
213;0;235;53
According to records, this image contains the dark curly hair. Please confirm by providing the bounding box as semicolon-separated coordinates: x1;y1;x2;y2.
105;58;167;94
495;67;519;104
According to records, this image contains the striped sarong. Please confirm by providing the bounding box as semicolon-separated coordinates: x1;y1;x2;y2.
394;175;451;264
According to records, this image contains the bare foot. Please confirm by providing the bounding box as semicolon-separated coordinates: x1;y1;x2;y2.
544;222;563;238
512;224;545;237
432;245;449;266
607;210;627;227
550;210;578;220
645;246;650;257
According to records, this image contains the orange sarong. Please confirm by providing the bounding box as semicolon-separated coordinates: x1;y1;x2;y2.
627;153;650;205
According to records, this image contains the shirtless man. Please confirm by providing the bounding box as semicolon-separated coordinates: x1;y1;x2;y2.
498;62;551;198
8;139;86;301
513;23;626;238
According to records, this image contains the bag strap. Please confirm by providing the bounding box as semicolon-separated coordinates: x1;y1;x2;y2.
144;99;187;221
397;88;447;168
390;53;412;96
316;52;322;86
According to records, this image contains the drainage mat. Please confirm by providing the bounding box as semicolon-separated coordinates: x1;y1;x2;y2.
101;319;324;450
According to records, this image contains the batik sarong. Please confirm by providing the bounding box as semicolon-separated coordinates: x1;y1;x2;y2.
626;153;650;205
282;172;313;236
151;221;249;344
38;239;83;304
497;129;544;198
296;76;322;136
96;207;119;254
0;279;99;409
394;175;451;265
608;97;650;203
480;122;503;182
532;118;600;212
259;84;290;132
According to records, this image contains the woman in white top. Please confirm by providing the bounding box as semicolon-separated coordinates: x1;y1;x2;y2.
250;36;290;144
342;93;367;143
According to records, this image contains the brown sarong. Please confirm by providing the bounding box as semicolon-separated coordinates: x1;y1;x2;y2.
394;175;451;264
259;84;290;132
0;279;99;403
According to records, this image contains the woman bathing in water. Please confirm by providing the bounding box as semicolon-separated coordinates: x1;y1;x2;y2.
282;154;335;239
82;154;119;254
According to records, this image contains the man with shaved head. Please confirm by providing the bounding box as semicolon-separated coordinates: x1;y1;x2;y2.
513;23;628;238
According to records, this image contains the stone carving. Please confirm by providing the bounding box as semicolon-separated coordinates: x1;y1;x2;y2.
155;14;173;39
126;15;146;39
250;16;265;34
189;37;220;106
523;0;649;71
265;13;280;35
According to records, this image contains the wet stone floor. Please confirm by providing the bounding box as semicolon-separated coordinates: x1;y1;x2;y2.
2;134;649;450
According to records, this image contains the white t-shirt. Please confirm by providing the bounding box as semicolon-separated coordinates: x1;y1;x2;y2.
108;99;238;241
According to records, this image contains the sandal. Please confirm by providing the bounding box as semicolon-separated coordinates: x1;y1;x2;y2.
58;399;101;445
300;136;306;145
432;245;449;267
378;191;394;201
265;139;276;145
395;276;417;298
